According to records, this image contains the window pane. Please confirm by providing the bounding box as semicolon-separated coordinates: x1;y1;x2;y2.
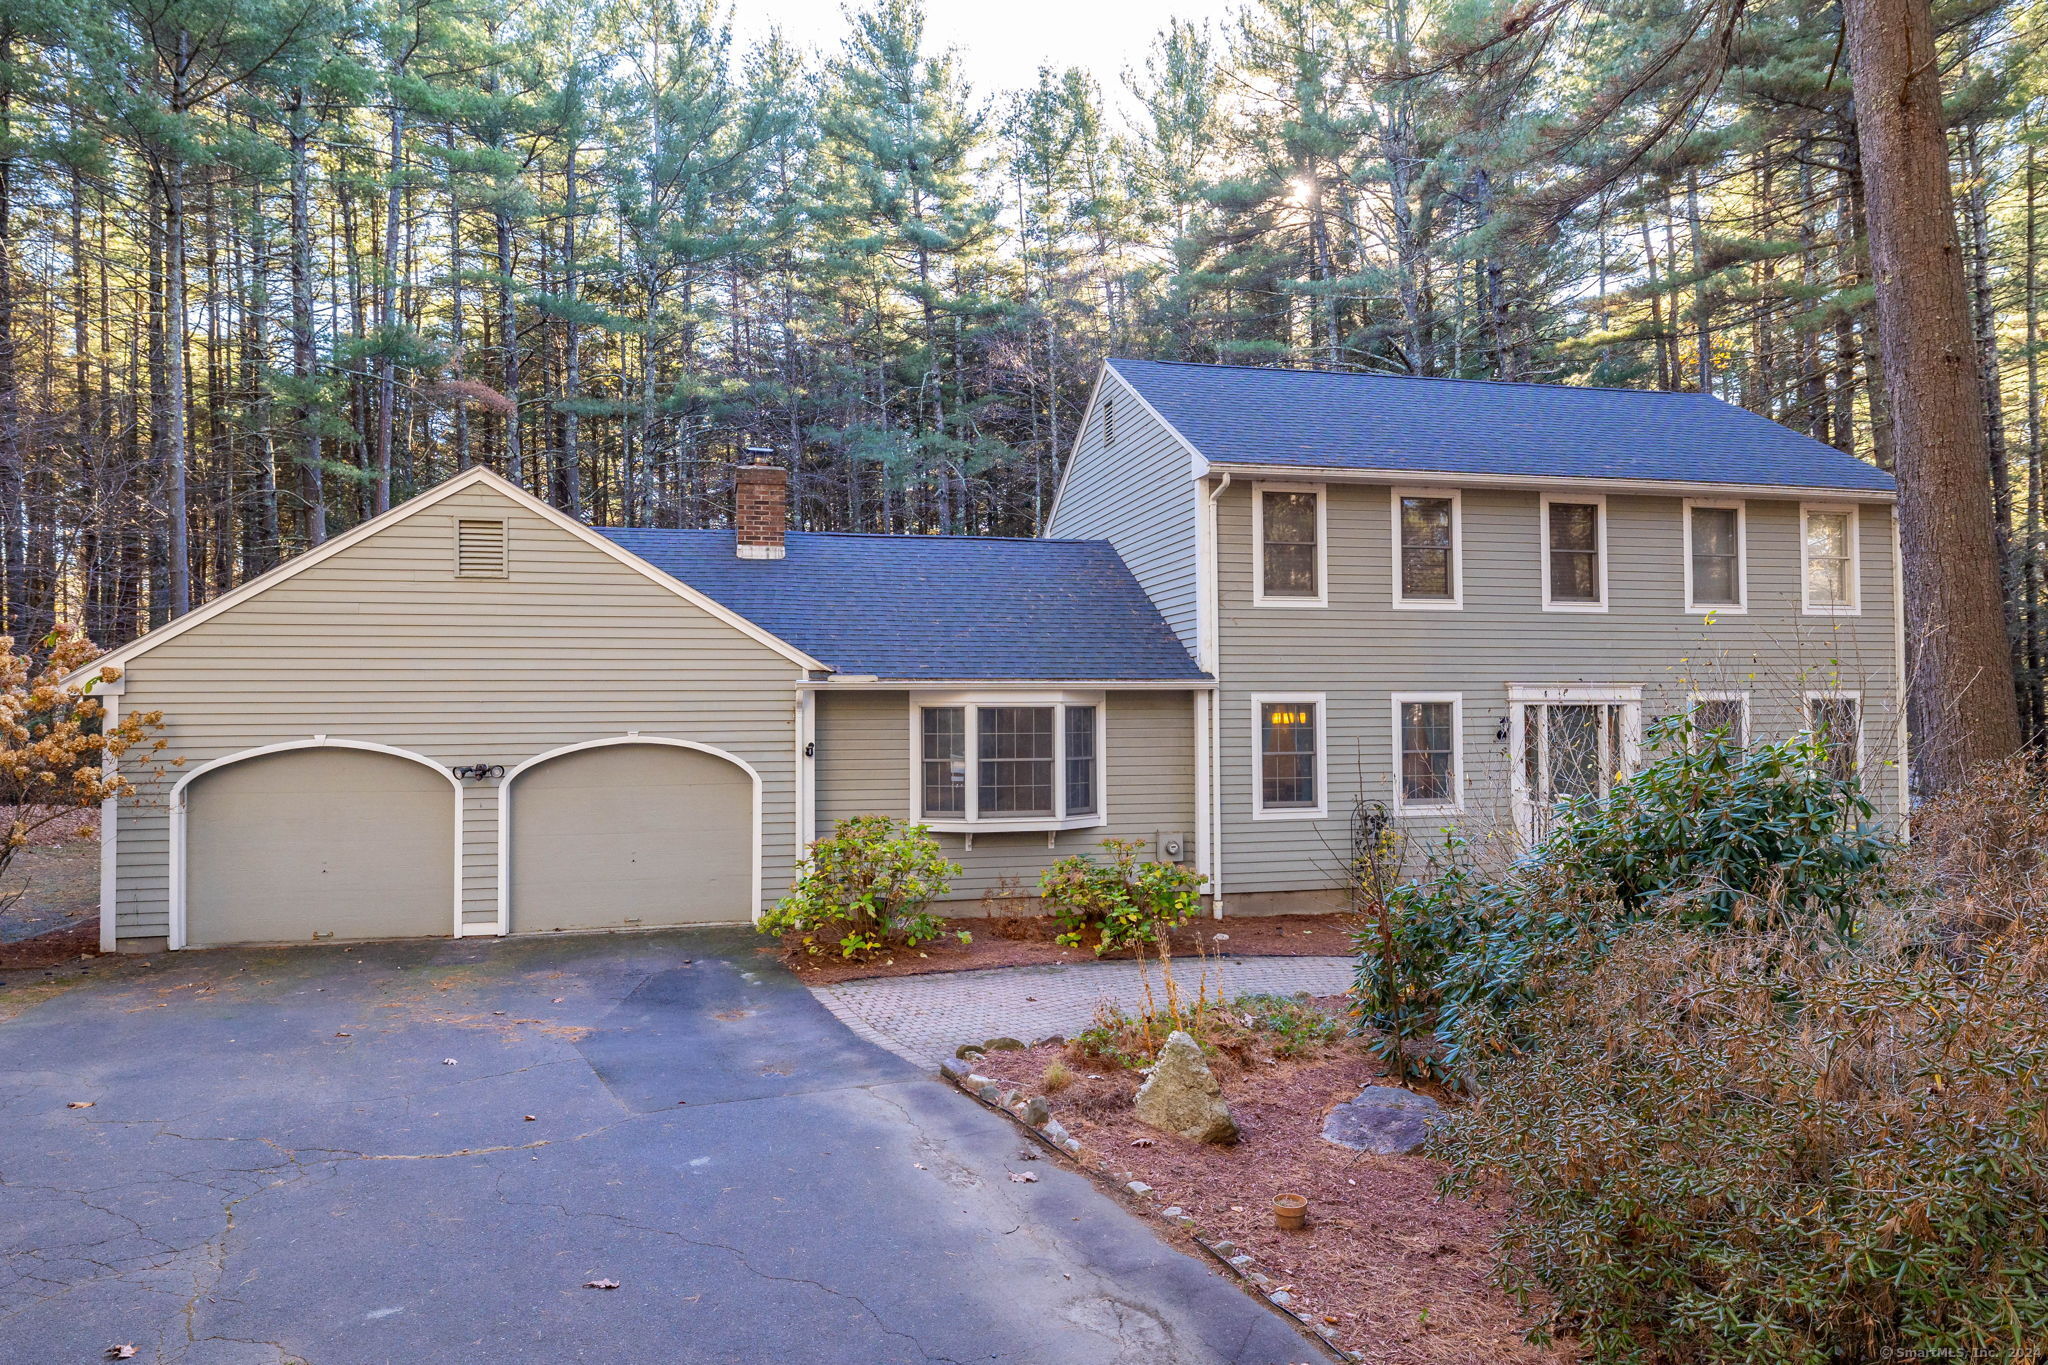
1692;697;1745;747
1260;702;1318;808
978;706;1055;815
1549;503;1600;601
1400;701;1455;804
1262;491;1319;597
1806;511;1853;606
1400;497;1455;599
1064;705;1097;816
920;707;966;815
1809;697;1859;784
1548;705;1605;798
1807;511;1848;559
1691;507;1740;604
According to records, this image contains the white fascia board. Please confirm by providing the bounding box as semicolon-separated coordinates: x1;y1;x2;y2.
1199;461;1897;504
65;466;828;686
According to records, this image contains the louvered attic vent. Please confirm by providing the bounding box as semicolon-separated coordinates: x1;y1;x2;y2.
455;518;509;578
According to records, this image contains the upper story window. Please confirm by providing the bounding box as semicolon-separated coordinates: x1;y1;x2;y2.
1256;483;1325;606
1393;693;1462;813
1254;695;1325;818
1684;500;1746;612
1393;490;1461;608
1542;494;1607;611
1802;504;1860;614
916;694;1103;830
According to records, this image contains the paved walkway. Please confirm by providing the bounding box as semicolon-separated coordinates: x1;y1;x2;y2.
811;954;1354;1066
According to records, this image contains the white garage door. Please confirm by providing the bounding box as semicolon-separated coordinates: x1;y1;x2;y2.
184;747;455;947
508;742;754;933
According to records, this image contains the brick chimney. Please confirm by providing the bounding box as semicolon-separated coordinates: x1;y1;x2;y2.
735;452;788;560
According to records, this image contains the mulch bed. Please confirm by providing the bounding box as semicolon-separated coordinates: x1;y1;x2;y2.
0;815;104;969
777;912;1356;985
971;1024;1572;1364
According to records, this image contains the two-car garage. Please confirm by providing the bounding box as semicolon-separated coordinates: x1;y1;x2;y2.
175;738;759;948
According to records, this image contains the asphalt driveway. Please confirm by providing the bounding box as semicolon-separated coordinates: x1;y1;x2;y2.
0;930;1316;1364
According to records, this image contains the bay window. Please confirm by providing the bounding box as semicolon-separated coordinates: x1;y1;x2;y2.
914;694;1104;829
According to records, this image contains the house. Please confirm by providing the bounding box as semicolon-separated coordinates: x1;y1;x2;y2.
79;359;1900;951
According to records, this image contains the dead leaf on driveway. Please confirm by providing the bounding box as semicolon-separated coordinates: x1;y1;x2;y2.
105;1347;136;1360
1007;1172;1039;1183
441;1058;458;1066
584;1278;620;1290
67;1101;94;1109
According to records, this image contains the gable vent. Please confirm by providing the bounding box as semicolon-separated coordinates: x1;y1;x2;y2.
455;518;509;578
1103;393;1116;447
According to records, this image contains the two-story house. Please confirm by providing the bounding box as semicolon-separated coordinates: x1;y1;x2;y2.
80;358;1899;949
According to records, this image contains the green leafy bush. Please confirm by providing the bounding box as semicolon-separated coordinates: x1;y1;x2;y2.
759;815;963;959
1038;837;1206;953
1354;716;1893;1080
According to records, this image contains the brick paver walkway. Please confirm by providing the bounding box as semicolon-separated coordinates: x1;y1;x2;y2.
810;954;1354;1066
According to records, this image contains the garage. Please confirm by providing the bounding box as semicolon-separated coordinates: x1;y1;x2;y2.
507;740;756;933
181;744;458;947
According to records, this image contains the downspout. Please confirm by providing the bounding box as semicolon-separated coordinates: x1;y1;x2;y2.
1202;473;1230;918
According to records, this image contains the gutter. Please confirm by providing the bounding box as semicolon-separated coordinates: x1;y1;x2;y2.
1200;461;1898;504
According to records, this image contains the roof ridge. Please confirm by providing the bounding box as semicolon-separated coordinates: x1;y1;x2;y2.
1109;355;1722;401
597;526;1105;546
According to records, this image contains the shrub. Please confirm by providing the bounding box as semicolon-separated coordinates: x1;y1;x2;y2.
1038;837;1206;953
1354;716;1893;1080
1427;756;2048;1362
759;815;963;959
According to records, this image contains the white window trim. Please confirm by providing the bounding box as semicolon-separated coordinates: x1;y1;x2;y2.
1391;487;1463;610
1540;491;1609;612
1803;688;1865;783
1686;689;1751;747
906;691;1108;833
1252;480;1328;608
1506;685;1644;842
1251;692;1328;820
1391;692;1464;815
1801;502;1862;615
1681;498;1747;614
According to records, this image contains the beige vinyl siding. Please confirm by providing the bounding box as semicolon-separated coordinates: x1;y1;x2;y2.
112;481;803;942
1215;480;1903;894
814;689;1200;905
1045;372;1202;655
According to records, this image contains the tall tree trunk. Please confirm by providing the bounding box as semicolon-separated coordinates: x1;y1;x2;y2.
163;32;194;618
288;88;326;545
561;121;582;517
1843;0;2023;787
373;90;405;514
0;27;26;639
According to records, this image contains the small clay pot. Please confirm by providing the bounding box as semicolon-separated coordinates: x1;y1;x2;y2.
1273;1193;1308;1231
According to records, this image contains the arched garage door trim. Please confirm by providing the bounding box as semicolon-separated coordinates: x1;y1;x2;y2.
167;738;465;951
494;735;764;935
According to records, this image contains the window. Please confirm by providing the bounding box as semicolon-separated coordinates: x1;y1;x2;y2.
1688;692;1748;748
913;695;1103;829
1806;693;1862;785
1802;505;1859;613
1254;696;1324;817
1393;490;1460;608
1509;685;1642;841
1393;694;1462;813
1542;494;1606;610
1256;484;1324;604
1684;501;1745;611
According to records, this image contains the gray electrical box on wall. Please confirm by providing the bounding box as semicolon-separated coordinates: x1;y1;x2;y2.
1156;831;1194;863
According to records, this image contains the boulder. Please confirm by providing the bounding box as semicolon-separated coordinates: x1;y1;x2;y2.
1320;1085;1443;1155
1133;1031;1239;1144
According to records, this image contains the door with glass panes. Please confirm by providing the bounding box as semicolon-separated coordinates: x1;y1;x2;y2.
1511;691;1641;842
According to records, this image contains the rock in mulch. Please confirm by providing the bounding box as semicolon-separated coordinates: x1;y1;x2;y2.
1134;1030;1239;1144
1320;1084;1443;1155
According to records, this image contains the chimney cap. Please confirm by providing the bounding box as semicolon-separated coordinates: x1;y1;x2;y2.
743;446;777;464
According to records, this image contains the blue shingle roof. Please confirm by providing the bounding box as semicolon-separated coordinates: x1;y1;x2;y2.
598;528;1208;682
1110;358;1896;494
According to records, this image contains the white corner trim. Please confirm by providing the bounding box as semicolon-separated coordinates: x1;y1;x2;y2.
1800;501;1863;616
1390;487;1464;610
496;736;767;933
1251;481;1328;608
97;692;120;953
165;738;464;951
1680;497;1748;614
1250;692;1328;821
63;466;829;688
1390;691;1465;816
1539;491;1609;613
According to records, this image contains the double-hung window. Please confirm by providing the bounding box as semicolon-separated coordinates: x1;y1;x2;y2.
1392;694;1462;813
1393;490;1460;607
1688;691;1749;748
1256;484;1325;605
1802;505;1859;613
1254;695;1325;818
1542;494;1607;610
915;694;1103;829
1684;501;1745;612
1805;692;1862;785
